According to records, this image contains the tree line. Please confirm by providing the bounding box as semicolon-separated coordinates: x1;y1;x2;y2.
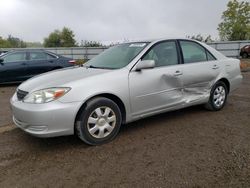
0;35;27;48
0;27;104;48
0;0;249;48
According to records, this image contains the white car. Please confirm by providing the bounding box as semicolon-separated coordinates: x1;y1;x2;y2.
10;38;242;145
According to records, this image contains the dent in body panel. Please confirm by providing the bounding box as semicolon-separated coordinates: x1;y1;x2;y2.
129;69;184;117
178;61;220;104
181;71;216;104
183;83;211;103
161;73;183;89
136;73;182;98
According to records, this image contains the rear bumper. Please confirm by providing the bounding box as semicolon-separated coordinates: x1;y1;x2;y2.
10;93;82;138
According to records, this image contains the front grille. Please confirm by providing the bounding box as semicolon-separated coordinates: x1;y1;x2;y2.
16;89;28;101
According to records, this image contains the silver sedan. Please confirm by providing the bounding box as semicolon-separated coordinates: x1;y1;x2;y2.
10;39;242;145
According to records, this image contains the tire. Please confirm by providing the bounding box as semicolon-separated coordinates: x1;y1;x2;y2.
75;97;122;145
242;52;248;59
205;81;228;111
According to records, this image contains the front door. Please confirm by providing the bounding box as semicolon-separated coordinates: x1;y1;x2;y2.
129;41;184;118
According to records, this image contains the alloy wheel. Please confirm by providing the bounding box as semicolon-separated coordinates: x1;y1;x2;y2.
213;86;226;108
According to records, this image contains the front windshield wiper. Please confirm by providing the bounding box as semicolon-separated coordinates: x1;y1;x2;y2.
85;65;116;70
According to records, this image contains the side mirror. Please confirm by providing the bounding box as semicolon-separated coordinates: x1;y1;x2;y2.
0;58;4;65
135;60;155;71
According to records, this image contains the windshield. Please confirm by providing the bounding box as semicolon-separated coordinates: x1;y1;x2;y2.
85;42;149;69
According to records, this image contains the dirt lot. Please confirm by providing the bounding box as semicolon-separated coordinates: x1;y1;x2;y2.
241;59;250;71
0;72;250;187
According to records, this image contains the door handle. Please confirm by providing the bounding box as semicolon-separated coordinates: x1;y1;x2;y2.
212;65;219;69
173;70;183;76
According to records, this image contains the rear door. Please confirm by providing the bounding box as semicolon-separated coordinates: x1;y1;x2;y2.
129;40;184;117
26;51;58;77
177;40;220;102
0;51;28;83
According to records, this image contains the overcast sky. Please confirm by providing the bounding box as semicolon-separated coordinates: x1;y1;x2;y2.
0;0;229;43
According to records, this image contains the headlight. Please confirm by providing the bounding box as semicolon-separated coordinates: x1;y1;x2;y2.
23;87;71;104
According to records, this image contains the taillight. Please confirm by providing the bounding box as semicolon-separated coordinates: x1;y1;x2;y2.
69;60;76;64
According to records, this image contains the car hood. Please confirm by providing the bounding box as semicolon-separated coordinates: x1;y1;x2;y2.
18;66;111;92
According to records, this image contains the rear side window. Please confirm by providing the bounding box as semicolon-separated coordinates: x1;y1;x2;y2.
180;41;207;63
30;52;47;60
30;52;56;60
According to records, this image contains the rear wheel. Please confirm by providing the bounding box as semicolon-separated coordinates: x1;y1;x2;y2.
75;97;122;145
205;81;228;111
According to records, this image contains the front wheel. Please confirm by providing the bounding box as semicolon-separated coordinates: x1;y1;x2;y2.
205;81;228;111
75;97;122;145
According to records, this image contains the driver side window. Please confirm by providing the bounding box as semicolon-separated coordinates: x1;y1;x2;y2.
4;52;26;63
142;41;178;67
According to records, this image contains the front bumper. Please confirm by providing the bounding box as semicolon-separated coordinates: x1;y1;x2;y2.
10;93;82;138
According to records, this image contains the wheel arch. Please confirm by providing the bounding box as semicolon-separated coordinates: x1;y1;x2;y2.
74;93;127;130
217;78;230;93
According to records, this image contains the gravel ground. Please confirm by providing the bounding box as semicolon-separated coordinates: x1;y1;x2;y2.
0;72;249;187
0;85;16;128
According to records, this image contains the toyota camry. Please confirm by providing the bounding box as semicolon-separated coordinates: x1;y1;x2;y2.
10;38;242;145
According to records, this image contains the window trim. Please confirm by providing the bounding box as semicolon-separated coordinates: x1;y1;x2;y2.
177;39;217;64
46;52;59;59
206;50;216;61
